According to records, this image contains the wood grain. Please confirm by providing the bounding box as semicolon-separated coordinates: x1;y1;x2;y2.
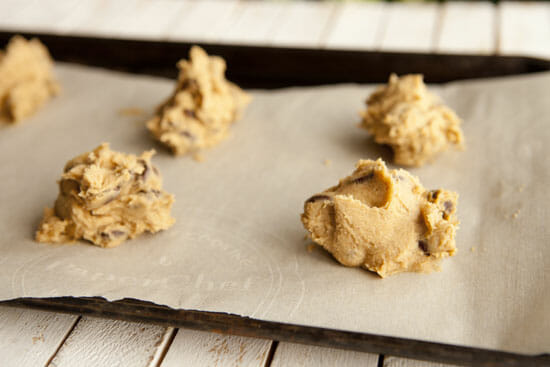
0;306;78;367
378;3;439;52
167;0;239;43
324;2;385;50
217;1;285;46
270;1;336;48
437;2;495;55
500;2;550;59
384;355;461;367
48;317;170;367
161;329;272;367
99;0;191;40
271;342;379;367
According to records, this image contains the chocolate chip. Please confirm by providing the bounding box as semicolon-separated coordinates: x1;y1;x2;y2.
428;190;441;201
442;200;454;220
305;194;332;204
141;163;149;181
100;230;126;240
60;179;80;195
351;171;374;184
418;241;430;256
137;159;153;181
110;230;126;237
101;186;121;206
180;79;198;90
180;130;195;140
184;109;196;118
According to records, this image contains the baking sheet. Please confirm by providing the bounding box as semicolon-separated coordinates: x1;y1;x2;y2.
0;64;548;354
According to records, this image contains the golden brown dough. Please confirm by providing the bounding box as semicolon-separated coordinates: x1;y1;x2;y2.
301;158;459;278
360;74;463;167
0;36;59;122
36;143;175;248
147;46;250;156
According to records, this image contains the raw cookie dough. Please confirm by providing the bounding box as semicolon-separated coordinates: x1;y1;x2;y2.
147;46;251;156
360;74;464;167
0;36;59;123
301;158;458;278
36;143;175;248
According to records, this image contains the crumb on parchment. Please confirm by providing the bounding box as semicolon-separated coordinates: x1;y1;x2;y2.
118;107;147;117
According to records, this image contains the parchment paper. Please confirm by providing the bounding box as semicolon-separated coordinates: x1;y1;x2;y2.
1;64;548;354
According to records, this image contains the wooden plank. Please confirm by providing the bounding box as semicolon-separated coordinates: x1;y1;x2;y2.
0;307;78;367
437;2;495;55
324;2;385;50
0;0;40;29
217;1;286;46
271;342;379;367
0;0;80;33
379;3;440;53
48;317;170;367
98;0;191;40
270;1;336;48
167;0;240;43
500;2;550;59
161;329;272;367
73;0;143;36
384;356;461;367
55;0;116;34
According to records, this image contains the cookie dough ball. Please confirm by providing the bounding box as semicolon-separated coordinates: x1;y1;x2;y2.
36;143;175;248
301;159;458;278
360;74;464;167
147;46;251;156
0;36;59;122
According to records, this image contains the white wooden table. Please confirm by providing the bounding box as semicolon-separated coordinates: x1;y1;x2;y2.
1;1;549;366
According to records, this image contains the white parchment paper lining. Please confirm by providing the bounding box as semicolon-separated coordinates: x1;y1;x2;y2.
1;64;548;354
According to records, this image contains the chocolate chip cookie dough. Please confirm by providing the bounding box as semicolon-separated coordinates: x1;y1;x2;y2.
360;74;464;167
0;36;59;123
147;46;251;156
36;143;175;248
301;159;458;278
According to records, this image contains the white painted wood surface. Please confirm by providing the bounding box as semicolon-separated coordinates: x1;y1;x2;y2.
161;329;272;367
0;1;549;59
378;3;440;52
271;342;379;367
324;2;385;50
48;317;170;367
269;1;336;48
168;0;239;43
384;355;461;367
0;0;80;33
500;2;550;59
95;0;191;40
0;307;78;367
437;2;495;54
217;1;285;46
